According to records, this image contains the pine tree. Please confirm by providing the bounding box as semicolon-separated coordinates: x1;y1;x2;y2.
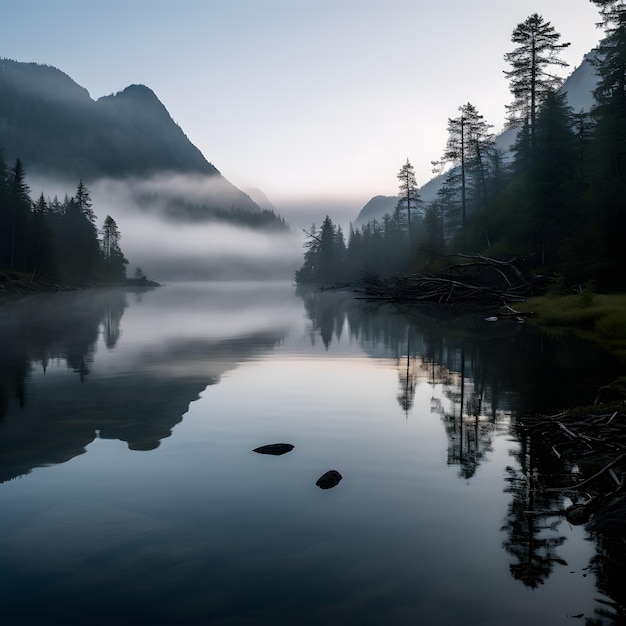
294;217;348;284
587;0;626;286
504;14;570;143
346;225;364;277
31;193;55;278
295;223;319;284
7;159;32;271
74;179;96;224
591;0;626;28
317;215;343;284
100;215;128;280
433;103;495;248
57;190;102;282
423;200;446;254
396;159;420;235
434;170;462;246
528;89;577;268
589;0;626;177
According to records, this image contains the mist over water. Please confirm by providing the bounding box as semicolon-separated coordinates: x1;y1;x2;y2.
113;212;302;281
29;173;305;280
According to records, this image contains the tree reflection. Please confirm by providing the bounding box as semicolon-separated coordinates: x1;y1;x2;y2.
297;287;352;349
501;426;568;588
0;286;290;482
102;290;126;348
396;328;418;414
588;533;626;624
0;347;29;415
434;340;501;480
298;289;513;479
297;288;626;605
0;290;128;400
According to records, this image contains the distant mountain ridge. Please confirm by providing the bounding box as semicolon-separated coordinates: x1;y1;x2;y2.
355;195;398;227
0;58;269;221
353;51;600;227
244;187;277;212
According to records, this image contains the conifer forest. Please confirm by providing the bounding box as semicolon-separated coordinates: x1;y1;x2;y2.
296;4;626;294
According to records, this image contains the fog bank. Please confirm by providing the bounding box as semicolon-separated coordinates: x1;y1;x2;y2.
29;174;303;281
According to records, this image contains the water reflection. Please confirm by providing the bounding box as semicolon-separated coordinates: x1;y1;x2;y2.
501;425;568;589
1;283;624;624
298;286;625;609
0;285;291;483
591;534;626;623
396;329;418;413
298;287;620;416
300;287;607;484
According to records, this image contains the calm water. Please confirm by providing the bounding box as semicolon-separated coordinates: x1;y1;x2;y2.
0;282;623;625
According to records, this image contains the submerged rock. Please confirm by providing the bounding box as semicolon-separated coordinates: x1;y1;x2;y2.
316;470;342;490
252;443;294;456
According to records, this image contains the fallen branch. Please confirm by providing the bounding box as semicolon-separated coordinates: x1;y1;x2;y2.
546;453;626;491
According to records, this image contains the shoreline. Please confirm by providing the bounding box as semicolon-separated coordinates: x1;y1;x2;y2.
0;270;160;298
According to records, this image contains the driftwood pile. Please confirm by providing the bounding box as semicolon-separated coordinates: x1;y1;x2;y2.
354;274;530;305
522;380;626;535
352;255;534;306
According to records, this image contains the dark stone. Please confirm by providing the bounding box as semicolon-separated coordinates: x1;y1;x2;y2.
566;504;591;526
316;470;342;490
252;443;294;456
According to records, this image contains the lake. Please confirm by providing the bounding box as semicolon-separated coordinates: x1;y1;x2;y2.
0;281;623;625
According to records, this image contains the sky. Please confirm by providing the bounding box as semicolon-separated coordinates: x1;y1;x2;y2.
1;0;606;223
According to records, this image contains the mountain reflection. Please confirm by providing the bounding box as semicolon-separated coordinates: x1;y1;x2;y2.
3;283;624;612
0;290;123;409
0;286;289;483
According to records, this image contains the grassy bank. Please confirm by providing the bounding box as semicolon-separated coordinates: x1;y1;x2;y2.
516;291;626;358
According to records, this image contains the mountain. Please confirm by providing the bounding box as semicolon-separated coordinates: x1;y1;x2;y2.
0;58;268;221
353;51;600;227
244;186;277;212
354;195;398;227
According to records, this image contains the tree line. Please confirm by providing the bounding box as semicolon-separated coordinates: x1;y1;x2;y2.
155;195;289;231
297;1;626;292
0;155;129;284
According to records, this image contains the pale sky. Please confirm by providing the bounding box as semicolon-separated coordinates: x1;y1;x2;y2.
1;0;605;220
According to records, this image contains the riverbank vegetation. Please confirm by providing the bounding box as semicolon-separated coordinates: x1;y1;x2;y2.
517;291;626;357
294;2;626;547
296;2;626;299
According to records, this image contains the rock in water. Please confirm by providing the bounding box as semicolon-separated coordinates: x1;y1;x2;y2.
316;470;342;489
566;503;591;526
252;443;294;456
